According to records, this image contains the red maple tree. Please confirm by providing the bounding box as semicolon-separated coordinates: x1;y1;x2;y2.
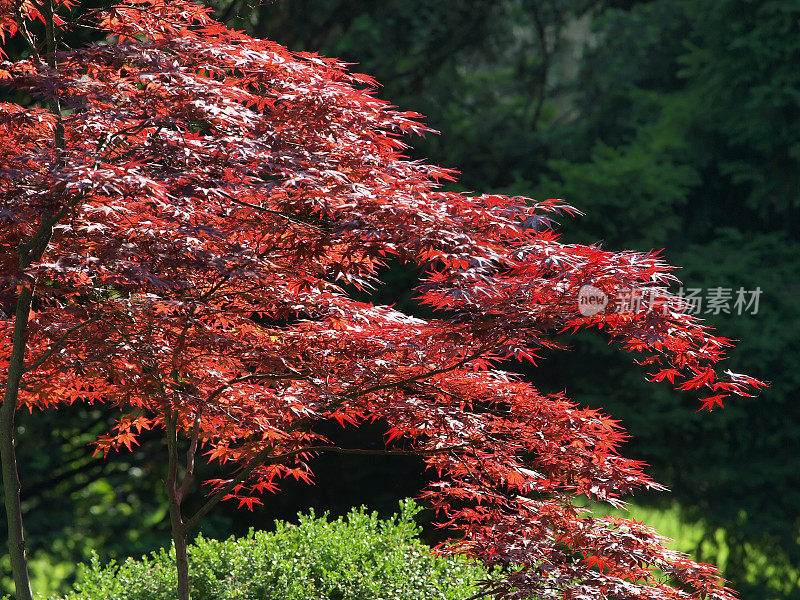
0;2;764;599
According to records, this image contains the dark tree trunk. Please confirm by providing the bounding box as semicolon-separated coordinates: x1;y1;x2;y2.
165;413;192;600
1;285;35;600
170;510;191;600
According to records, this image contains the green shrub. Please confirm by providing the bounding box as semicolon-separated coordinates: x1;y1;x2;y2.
52;500;488;600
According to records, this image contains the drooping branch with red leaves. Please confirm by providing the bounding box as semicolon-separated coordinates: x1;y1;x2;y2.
0;2;764;600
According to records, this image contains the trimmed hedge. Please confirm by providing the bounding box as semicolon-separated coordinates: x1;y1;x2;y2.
51;501;488;600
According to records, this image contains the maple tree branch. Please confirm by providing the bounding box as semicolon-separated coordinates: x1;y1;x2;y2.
176;411;201;503
23;315;101;373
93;119;168;163
274;343;500;444
164;413;180;504
42;0;65;157
15;174;83;273
13;7;42;63
449;448;498;499
17;204;68;261
196;276;229;303
202;370;309;408
221;191;325;232
100;317;176;400
343;345;497;399
170;320;194;373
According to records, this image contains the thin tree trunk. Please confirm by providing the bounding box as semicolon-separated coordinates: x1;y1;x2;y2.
170;511;191;600
165;414;191;600
1;174;57;600
1;202;56;600
0;286;35;600
0;409;32;600
2;4;65;598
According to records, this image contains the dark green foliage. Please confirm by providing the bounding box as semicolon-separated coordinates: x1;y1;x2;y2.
51;502;487;600
0;405;173;594
524;2;800;598
678;0;800;222
221;0;588;190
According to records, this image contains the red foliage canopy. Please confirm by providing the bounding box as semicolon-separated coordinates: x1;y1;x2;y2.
0;2;764;599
